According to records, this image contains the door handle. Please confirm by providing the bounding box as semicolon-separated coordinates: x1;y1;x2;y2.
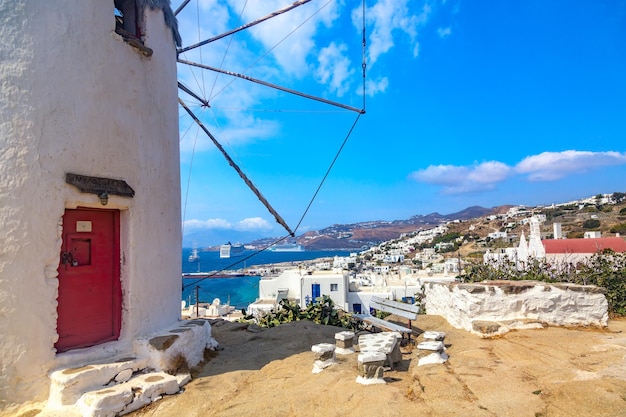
61;251;78;267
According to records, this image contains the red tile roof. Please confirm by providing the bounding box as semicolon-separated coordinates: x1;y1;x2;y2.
543;237;626;254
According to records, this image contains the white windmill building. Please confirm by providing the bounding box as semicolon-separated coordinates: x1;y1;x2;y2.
1;1;211;415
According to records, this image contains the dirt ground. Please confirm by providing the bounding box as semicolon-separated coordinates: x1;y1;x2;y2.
133;315;626;417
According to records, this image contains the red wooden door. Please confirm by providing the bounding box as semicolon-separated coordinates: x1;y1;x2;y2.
56;208;121;353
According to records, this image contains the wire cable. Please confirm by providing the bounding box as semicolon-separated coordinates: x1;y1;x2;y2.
204;0;334;103
293;111;363;234
181;0;368;289
208;0;248;102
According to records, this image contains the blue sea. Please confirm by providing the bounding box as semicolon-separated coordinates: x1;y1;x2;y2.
181;248;353;310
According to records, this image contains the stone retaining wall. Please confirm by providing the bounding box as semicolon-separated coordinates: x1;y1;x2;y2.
423;280;608;336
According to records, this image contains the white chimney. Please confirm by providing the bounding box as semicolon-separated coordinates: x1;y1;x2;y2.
553;222;563;239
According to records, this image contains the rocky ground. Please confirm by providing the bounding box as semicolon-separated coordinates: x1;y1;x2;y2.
132;315;626;417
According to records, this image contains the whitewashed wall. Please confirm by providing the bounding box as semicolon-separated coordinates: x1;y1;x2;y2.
257;269;349;310
424;281;608;336
258;270;304;303
0;0;181;408
302;271;348;310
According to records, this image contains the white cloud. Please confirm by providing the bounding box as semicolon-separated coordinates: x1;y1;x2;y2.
176;0;347;154
178;106;280;157
365;77;389;96
236;217;273;231
176;0;231;49
437;27;451;38
515;150;626;181
410;161;511;194
412;42;420;58
230;0;341;75
359;0;432;66
411;164;467;186
184;218;232;231
410;150;626;194
183;216;273;232
467;161;511;183
315;42;355;97
177;0;443;151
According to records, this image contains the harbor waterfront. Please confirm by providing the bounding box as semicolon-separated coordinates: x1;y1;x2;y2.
181;248;353;309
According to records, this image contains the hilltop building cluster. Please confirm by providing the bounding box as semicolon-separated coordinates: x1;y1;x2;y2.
246;193;626;319
246;225;462;318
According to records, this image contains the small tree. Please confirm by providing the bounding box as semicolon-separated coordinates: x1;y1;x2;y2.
583;219;601;229
612;192;626;204
610;223;626;235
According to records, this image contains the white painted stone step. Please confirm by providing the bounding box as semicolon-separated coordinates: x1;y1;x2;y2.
49;356;149;406
76;371;180;417
417;340;445;351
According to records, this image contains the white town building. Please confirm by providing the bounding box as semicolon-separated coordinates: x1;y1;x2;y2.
1;2;210;415
248;263;457;320
248;269;349;316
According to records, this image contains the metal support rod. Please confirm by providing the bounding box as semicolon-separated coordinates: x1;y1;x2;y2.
178;59;365;114
178;82;210;107
195;285;199;318
178;0;312;54
178;98;295;237
174;0;191;17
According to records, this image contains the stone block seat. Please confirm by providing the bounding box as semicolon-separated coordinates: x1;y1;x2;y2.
311;343;336;373
334;331;355;354
356;352;387;385
416;332;448;367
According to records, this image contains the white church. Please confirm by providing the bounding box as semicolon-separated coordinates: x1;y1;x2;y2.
484;215;626;268
1;1;212;415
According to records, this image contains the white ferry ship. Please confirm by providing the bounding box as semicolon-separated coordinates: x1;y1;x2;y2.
220;242;245;258
268;243;304;252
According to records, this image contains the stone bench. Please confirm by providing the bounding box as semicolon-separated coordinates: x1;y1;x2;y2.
358;332;402;370
357;297;421;343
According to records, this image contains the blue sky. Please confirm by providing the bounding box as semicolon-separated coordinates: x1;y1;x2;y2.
174;0;626;246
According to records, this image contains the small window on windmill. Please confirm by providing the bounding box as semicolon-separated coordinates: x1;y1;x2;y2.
114;0;142;41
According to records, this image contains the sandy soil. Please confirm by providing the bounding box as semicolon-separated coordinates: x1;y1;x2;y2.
132;315;626;417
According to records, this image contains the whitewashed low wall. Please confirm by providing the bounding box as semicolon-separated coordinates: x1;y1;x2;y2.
134;319;216;372
423;280;608;337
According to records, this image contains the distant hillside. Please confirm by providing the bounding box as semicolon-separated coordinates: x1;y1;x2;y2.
408;206;495;224
248;205;504;250
193;193;626;250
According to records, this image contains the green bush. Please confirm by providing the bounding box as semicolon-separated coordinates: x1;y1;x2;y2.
242;294;365;330
432;232;461;244
613;192;626;204
610;223;626;235
583;219;601;229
